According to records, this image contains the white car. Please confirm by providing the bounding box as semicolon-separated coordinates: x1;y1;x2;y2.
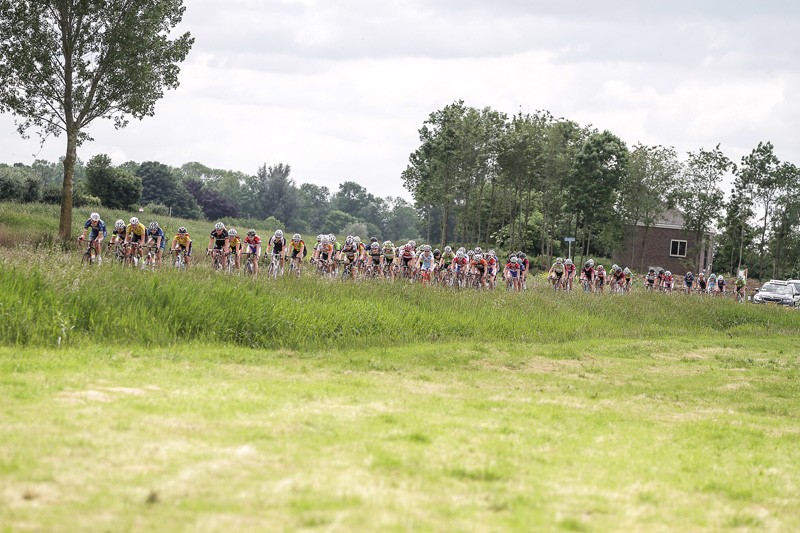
752;280;800;307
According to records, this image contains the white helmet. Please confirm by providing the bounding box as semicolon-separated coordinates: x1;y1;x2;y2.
115;219;125;229
423;244;431;252
665;270;672;277
316;234;323;242
149;221;159;230
214;222;225;230
409;240;416;248
329;234;336;242
321;236;330;244
354;236;361;244
565;258;573;265
444;246;452;253
718;275;724;281
474;247;483;254
90;212;100;221
623;267;631;275
293;233;301;241
130;217;139;225
275;229;283;238
511;256;519;264
474;253;483;261
229;228;238;236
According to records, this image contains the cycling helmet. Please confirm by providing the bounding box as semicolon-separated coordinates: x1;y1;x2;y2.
345;236;354;245
698;272;705;277
612;264;619;271
648;267;655;273
321;236;330;244
90;212;100;221
370;242;379;250
709;273;717;279
444;246;452;253
556;257;564;264
149;221;159;230
658;268;665;274
456;251;466;258
178;227;187;234
409;240;416;248
509;253;518;260
623;267;631;275
214;222;225;230
488;249;496;256
316;234;323;242
718;275;724;281
383;241;393;248
130;217;139;225
423;245;431;252
115;219;125;229
370;237;378;243
474;253;483;261
228;228;238;236
433;248;440;255
565;258;573;265
467;250;475;257
665;270;671;277
519;253;527;259
475;247;483;254
587;258;595;267
597;264;605;271
275;230;283;238
329;234;336;242
457;247;466;254
354;236;361;244
292;233;301;241
248;229;257;236
511;256;519;264
686;271;692;276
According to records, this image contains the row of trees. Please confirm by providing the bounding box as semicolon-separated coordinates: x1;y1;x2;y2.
402;101;800;280
0;156;420;242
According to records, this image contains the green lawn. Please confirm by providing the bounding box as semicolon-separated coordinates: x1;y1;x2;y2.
2;336;799;531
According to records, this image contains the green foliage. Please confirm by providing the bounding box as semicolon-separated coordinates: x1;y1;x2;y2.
86;155;142;210
0;165;40;202
137;161;202;219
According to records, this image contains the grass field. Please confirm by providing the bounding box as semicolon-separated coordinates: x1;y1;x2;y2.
1;240;799;530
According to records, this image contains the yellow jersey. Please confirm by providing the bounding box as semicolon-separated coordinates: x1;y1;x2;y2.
127;223;146;238
173;233;191;247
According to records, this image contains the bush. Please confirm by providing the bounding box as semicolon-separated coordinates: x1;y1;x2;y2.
144;203;170;216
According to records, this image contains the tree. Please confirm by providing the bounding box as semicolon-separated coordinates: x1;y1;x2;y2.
86;154;142;209
0;0;194;239
675;146;734;272
137;161;201;219
184;179;240;220
242;164;301;226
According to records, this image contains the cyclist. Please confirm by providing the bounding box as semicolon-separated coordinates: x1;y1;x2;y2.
470;252;488;289
381;241;396;280
319;235;335;274
595;265;607;293
227;229;242;271
311;234;323;264
662;270;674;292
330;234;341;262
611;265;625;292
144;221;166;267
644;267;657;291
518;253;530;290
656;268;665;290
354;236;366;275
696;272;707;293
287;233;305;274
341;236;359;279
418;245;435;285
580;259;595;292
504;256;522;291
398;241;416;279
78;212;107;263
268;230;287;274
439;246;455;283
549;257;566;289
243;229;262;275
707;273;717;294
171;226;192;269
684;271;695;294
735;275;746;301
207;222;230;270
717;275;726;296
623;267;633;292
366;242;383;278
109;219;127;246
451;251;469;286
563;258;576;291
125;216;147;263
485;250;499;289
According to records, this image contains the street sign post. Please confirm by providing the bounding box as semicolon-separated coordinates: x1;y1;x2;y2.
564;237;576;260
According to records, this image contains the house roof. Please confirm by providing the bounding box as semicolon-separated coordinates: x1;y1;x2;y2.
636;208;686;230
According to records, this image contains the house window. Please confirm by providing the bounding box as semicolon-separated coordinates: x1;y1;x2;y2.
670;240;687;257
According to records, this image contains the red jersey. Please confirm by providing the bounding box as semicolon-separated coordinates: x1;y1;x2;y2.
244;235;261;246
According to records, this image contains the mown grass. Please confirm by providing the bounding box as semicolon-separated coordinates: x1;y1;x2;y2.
1;249;797;350
1;337;799;531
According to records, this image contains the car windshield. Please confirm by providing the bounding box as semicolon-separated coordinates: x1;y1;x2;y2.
761;283;792;295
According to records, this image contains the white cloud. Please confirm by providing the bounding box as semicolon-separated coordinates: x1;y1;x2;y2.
2;0;800;200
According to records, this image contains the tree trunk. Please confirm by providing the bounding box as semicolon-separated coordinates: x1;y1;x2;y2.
441;203;449;248
59;127;79;241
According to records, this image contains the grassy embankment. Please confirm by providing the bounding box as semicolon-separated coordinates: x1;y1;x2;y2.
1;220;800;530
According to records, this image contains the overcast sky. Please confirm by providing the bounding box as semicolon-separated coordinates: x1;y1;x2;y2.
2;0;798;199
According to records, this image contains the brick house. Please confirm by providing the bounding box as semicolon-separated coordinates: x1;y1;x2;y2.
612;209;714;275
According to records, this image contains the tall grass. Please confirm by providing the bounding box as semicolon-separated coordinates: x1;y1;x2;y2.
1;249;797;350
